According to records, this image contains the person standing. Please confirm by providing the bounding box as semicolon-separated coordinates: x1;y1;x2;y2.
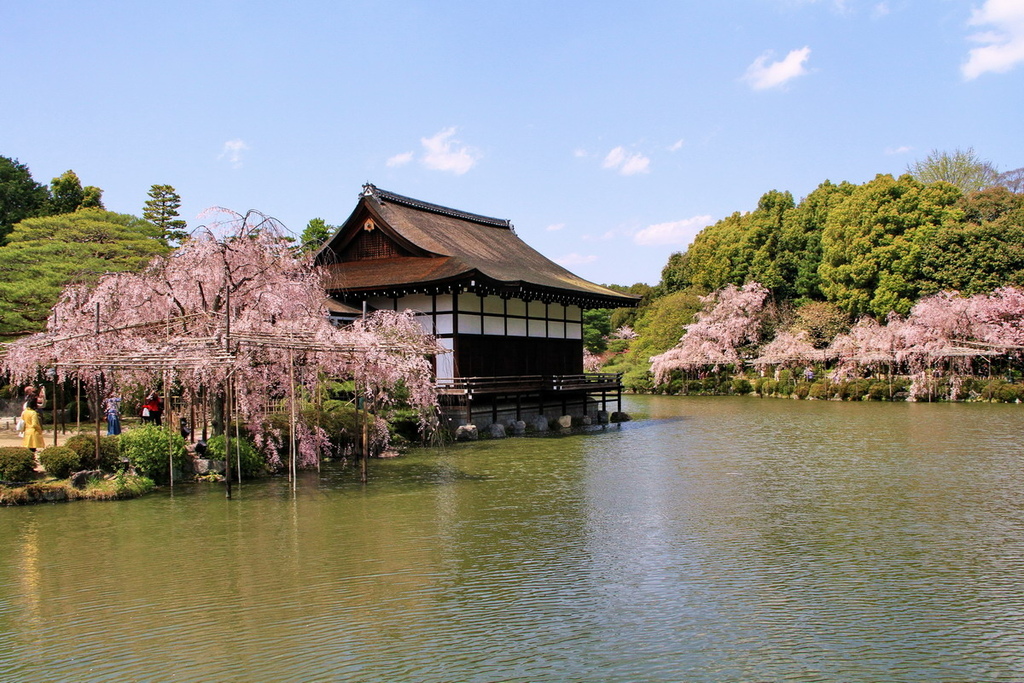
141;392;159;425
104;391;122;436
150;391;163;427
23;384;45;409
21;401;44;452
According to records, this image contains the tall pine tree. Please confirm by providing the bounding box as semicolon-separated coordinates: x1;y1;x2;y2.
143;184;188;244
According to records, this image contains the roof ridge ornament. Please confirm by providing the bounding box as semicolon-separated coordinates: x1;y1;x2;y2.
366;185;512;229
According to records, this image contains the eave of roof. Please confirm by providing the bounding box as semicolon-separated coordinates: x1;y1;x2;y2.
319;185;640;308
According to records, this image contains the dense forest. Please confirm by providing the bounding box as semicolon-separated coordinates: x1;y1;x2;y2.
591;153;1024;397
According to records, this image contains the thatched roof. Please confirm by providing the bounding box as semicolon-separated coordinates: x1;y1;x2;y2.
317;185;639;309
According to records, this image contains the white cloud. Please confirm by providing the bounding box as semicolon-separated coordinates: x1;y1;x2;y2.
602;146;627;169
885;145;912;155
573;148;588;158
633;215;714;247
420;127;480;174
387;151;414;167
668;139;685;152
962;0;1024;80
602;146;651;176
219;139;249;168
546;223;565;232
582;230;616;242
555;252;598;267
871;2;890;19
742;46;812;90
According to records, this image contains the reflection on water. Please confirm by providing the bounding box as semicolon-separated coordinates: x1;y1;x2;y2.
2;396;1024;682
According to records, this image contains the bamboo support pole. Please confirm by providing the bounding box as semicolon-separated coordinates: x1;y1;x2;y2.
288;348;297;488
166;367;173;488
224;378;232;499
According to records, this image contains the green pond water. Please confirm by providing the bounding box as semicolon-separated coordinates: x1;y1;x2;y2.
3;395;1024;682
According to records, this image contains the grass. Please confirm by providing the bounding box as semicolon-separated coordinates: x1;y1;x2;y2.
0;472;155;506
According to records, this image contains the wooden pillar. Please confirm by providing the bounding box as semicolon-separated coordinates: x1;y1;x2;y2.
165;368;173;488
288;348;296;487
53;378;59;448
224;379;232;499
94;377;101;468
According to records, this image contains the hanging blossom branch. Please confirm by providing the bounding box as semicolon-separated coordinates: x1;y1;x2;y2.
2;208;445;462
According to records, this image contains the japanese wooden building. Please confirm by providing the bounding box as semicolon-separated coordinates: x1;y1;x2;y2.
316;184;639;428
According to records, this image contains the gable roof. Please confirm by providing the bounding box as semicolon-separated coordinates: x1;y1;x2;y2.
317;185;639;308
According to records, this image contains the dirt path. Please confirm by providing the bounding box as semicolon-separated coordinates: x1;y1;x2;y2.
0;424;88;448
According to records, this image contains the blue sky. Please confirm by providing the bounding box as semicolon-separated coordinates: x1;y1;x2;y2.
2;0;1022;286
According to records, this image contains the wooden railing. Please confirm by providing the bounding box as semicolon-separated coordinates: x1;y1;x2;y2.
436;373;623;395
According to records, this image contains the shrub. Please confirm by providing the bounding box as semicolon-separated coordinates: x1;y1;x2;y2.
205;434;264;479
63;435;121;472
0;447;36;482
777;369;793;384
731;378;752;395
982;379;1006;401
808;380;831;400
623;368;654;393
38;446;81;479
387;406;425;445
120;425;187;483
779;382;795;396
793;382;810;399
868;381;890;401
843;379;871;401
606;339;630;354
997;383;1023;403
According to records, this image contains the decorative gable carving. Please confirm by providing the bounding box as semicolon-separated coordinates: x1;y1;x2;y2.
340;226;406;261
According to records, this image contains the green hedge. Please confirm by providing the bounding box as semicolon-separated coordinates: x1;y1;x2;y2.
38;446;81;479
63;434;121;472
120;426;187;483
0;447;36;482
205;434;264;479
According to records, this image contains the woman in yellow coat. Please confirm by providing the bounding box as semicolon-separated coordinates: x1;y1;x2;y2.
21;403;44;452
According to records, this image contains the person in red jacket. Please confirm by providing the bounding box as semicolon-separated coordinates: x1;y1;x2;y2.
141;393;160;423
142;391;163;427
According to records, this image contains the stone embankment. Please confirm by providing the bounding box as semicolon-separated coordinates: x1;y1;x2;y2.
455;411;630;441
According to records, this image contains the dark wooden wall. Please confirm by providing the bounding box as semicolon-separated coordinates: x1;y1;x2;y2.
454;335;583;377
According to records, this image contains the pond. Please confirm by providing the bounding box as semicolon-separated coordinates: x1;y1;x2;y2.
3;395;1024;682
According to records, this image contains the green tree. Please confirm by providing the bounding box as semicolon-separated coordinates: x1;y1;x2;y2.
907;147;998;194
920;188;1024;295
0;210;170;339
791;300;849;348
776;180;856;302
996;167;1024;194
143;184;188;244
661;211;747;295
818;174;963;317
630;290;704;357
48;170;104;214
740;190;794;292
0;156;48;244
299;217;333;253
583;308;612;353
608;282;654;330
